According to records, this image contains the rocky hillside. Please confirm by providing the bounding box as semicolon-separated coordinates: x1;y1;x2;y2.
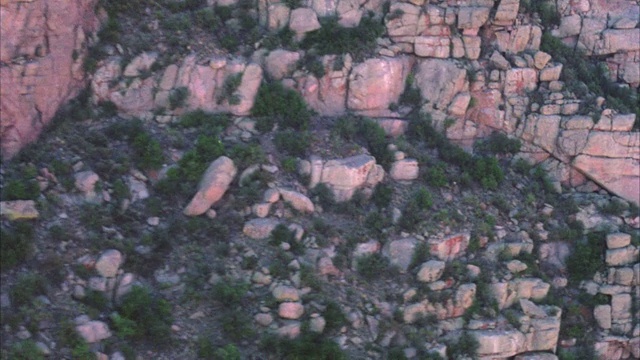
1;0;639;359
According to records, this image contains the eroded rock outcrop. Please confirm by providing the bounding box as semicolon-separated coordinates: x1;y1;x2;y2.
0;0;101;159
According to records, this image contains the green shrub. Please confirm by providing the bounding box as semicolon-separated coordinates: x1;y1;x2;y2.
220;309;255;340
262;27;296;50
425;163;448;187
194;7;218;31
356;253;389;280
174;110;231;129
566;231;606;283
10;273;47;307
228;142;266;169
7;340;45;360
301;15;385;61
2;179;40;201
132;132;164;170
332;114;359;141
270;224;305;255
281;157;298;173
169;86;190;110
358;117;393;169
217;73;243;105
409;242;429;271
413;187;433;210
398;73;422;108
446;331;479;359
260;331;347;360
470;156;504;190
274;130;311;157
156;133;225;197
252;81;312;132
115;286;173;344
323;301;347;332
311;183;336;209
212;281;249;306
474;132;521;155
0;223;34;271
371;183;393;208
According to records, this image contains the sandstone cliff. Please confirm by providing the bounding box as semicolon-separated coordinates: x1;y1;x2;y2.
0;0;101;159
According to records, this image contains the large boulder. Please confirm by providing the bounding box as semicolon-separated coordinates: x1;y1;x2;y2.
0;0;101;159
319;154;384;202
184;156;237;216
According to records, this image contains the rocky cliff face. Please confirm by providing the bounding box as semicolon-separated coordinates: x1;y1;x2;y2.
1;0;638;203
0;0;101;159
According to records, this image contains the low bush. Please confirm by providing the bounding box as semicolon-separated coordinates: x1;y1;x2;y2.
371;183;393;208
10;273;47;307
114;286;173;345
566;231;606;283
217;73;243;105
169;86;190;110
356;253;390;280
274;130;311;157
252;81;312;132
446;331;479;359
260;331;347;360
0;223;34;271
310;183;336;209
301;15;385;61
7;340;45;360
212;280;249;306
228;142;266;169
474;132;521;155
174;110;231;130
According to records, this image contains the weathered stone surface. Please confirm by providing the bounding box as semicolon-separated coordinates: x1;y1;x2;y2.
255;313;273;326
457;6;490;29
520;299;547;319
417;260;445;283
607;233;632;249
533;51;552;70
611;293;632;322
1;0;101;159
267;3;290;30
390;159;419;181
556;130;589;157
278;188;314;214
495;25;542;53
472;330;525;359
320;155;380;202
184;156;237;216
414;59;467;111
123;52;158;77
606;246;639;266
289;8;321;36
493;0;519;26
504;68;538;96
573;155;640;205
76;321;112;343
95;250;123;278
272;286;300;302
243;218;280;239
580;132;640;159
347;57;412;111
382;237;417;273
0;200;39;220
264;50;300;80
539;64;563;82
75;171;100;195
490;51;510;70
278;302;304;319
514;353;558;360
414;36;450;58
594;305;612;329
386;2;420;39
428;233;470;261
